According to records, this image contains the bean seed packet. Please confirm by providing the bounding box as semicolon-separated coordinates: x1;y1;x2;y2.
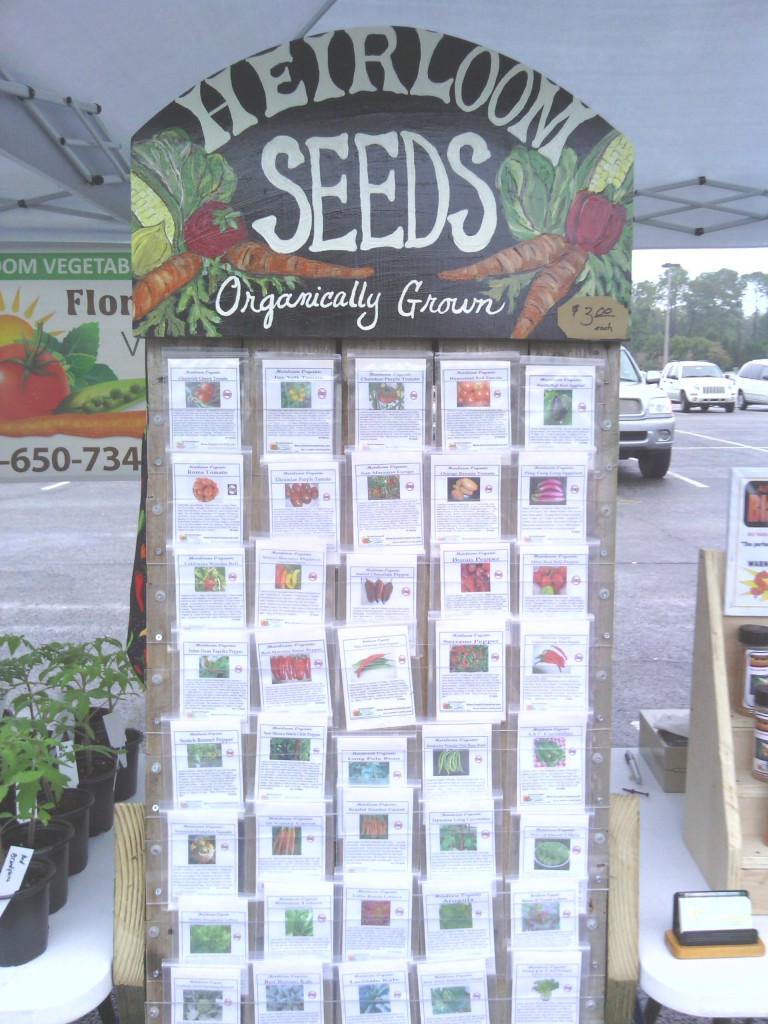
421;723;494;799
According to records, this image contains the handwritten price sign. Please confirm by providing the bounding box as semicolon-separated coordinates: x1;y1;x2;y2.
558;297;629;340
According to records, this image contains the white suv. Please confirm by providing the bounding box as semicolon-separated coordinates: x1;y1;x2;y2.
619;347;675;478
659;360;736;412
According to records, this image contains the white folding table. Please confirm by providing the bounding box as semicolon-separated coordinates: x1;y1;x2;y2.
0;827;115;1024
612;748;768;1023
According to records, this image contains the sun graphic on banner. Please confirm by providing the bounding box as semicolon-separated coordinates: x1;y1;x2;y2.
0;286;60;345
742;567;768;600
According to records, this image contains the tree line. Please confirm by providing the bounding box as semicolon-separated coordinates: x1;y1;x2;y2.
629;265;768;370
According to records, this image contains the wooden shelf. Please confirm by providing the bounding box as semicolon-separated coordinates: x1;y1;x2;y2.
683;548;768;912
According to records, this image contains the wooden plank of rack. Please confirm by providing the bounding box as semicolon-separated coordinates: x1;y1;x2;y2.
113;801;146;1024
684;548;742;889
606;793;640;1024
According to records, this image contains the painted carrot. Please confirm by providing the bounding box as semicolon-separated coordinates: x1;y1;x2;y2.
132;251;204;321
511;245;588;338
437;233;573;281
0;410;147;438
226;241;374;279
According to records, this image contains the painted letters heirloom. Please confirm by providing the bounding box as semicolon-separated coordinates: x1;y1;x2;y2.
131;26;632;339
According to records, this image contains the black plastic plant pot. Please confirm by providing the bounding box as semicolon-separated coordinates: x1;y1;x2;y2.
0;857;54;966
114;727;144;803
76;751;118;836
51;786;95;875
1;819;74;914
75;706;111;748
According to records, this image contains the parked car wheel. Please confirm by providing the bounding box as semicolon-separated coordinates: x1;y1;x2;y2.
724;402;735;413
637;449;671;479
738;390;749;410
681;394;692;412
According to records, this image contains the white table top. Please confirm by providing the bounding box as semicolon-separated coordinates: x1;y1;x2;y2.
0;828;114;1024
612;748;768;1019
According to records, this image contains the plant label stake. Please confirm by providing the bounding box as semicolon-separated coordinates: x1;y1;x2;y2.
0;846;33;919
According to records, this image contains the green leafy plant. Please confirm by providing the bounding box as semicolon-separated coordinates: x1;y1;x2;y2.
187;743;223;768
439;824;477;852
521;901;560;932
533;737;566;768
0;715;72;856
189;924;232;955
359;983;391;1013
430;986;471;1014
182;987;224;1021
284;908;314;937
533;978;559;1001
269;737;311;761
49;636;138;705
534;839;570;868
438;901;473;930
0;632;142;786
266;984;305;1011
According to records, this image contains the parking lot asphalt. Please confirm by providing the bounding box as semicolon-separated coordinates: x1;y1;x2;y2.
614;404;768;744
1;405;766;745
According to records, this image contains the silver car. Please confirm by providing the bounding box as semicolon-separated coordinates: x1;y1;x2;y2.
735;358;768;409
619;347;675;478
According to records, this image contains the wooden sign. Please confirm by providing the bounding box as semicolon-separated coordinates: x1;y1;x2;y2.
131;26;633;341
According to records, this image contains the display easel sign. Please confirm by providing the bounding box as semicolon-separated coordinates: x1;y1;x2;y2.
133;22;633;1024
725;469;768;615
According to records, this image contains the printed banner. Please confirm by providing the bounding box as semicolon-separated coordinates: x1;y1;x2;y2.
725;468;768;614
0;250;144;480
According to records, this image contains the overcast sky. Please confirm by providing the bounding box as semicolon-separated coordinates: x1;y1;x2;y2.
632;247;766;283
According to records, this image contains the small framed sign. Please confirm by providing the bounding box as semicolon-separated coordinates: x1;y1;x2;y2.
672;890;758;946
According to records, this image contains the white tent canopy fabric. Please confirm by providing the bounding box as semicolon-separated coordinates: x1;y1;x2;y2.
1;0;766;249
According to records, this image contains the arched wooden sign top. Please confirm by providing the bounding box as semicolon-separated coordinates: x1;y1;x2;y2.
131;26;633;340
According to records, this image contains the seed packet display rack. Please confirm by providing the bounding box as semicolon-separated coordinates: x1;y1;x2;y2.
142;337;619;1024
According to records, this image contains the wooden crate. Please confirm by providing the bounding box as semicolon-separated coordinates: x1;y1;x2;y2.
683;548;768;912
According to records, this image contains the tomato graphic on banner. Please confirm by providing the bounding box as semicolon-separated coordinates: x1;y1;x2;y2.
0;251;145;480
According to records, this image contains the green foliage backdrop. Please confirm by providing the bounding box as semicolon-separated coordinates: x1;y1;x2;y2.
630;267;768;369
